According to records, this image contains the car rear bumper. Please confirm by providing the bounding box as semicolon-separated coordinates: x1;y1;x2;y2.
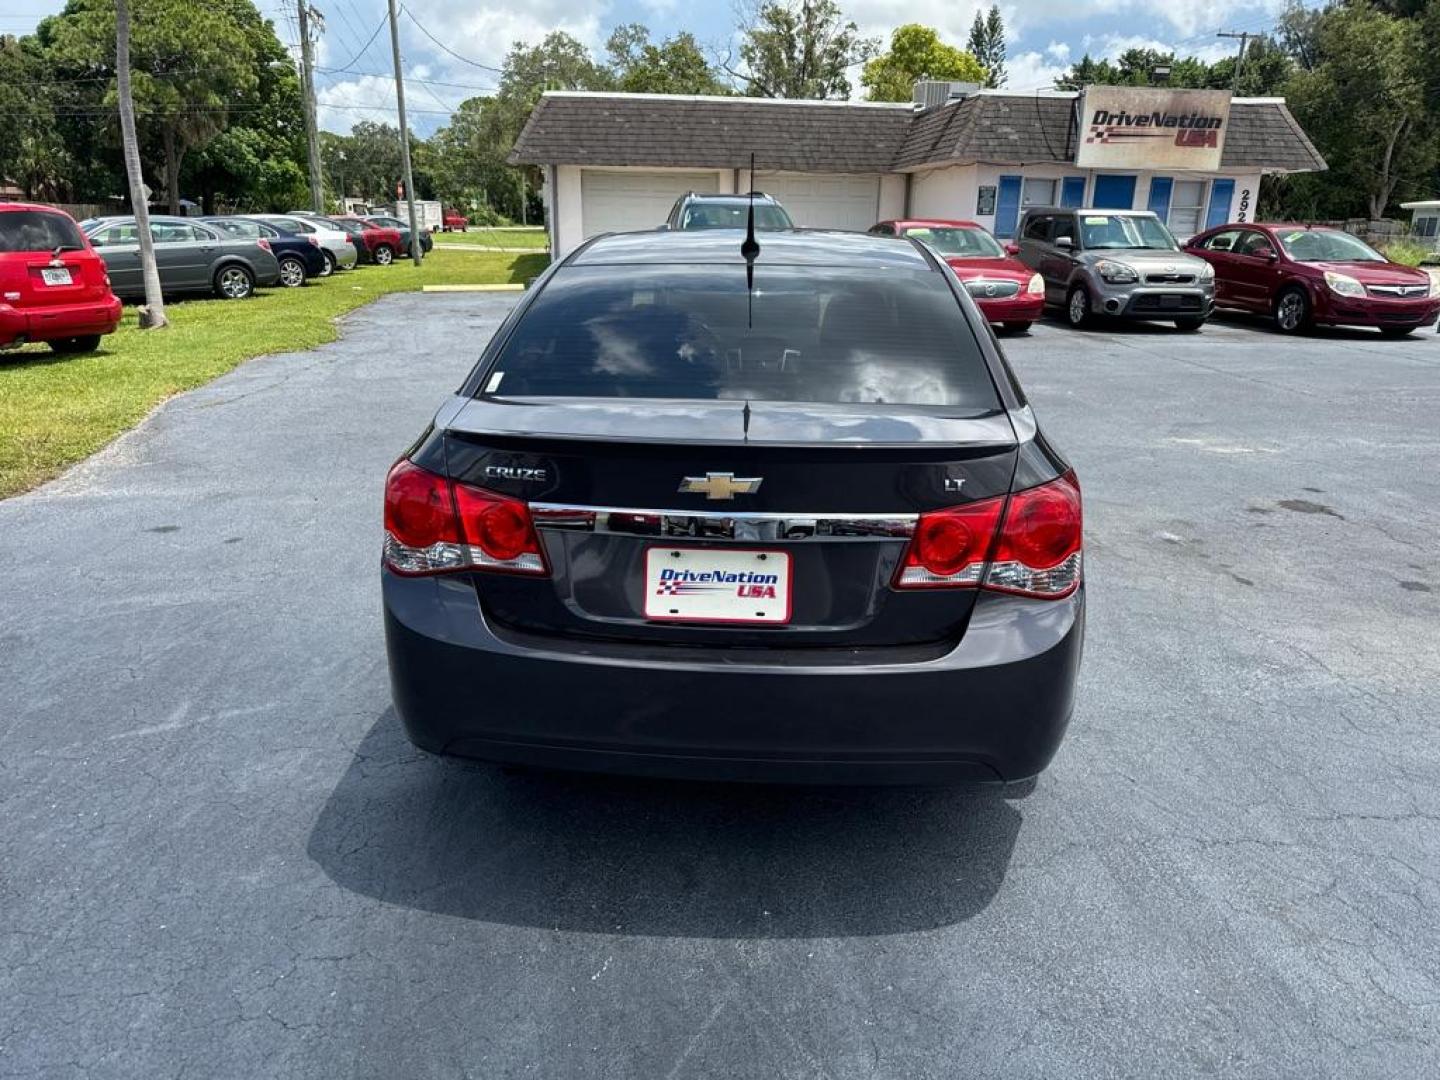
0;295;122;346
324;241;359;269
975;292;1045;323
383;572;1084;784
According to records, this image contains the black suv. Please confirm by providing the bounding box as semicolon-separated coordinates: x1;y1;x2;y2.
663;192;794;231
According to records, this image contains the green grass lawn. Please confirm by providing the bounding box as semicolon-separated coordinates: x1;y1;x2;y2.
436;226;549;250
0;248;548;499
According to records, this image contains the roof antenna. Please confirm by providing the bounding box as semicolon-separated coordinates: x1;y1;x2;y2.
742;152;759;329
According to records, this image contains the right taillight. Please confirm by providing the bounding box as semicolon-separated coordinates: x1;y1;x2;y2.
985;471;1083;598
383;459;547;577
894;471;1082;599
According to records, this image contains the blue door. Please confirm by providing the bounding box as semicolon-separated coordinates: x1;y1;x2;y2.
1147;177;1173;219
1206;179;1235;230
1060;176;1086;208
994;175;1023;238
1092;174;1137;209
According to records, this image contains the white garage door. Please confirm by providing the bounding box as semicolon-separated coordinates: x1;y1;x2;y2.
756;172;881;231
580;170;720;238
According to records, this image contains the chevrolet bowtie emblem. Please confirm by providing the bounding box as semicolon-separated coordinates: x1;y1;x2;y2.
678;472;764;500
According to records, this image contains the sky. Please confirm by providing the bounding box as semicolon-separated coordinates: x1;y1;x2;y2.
4;0;1307;137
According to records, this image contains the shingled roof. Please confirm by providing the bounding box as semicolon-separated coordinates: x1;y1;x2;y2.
896;95;1326;173
510;93;913;173
511;91;1326;175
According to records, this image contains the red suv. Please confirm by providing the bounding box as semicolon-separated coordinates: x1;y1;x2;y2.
1185;223;1439;336
442;208;468;232
869;219;1046;332
0;203;121;354
331;216;404;266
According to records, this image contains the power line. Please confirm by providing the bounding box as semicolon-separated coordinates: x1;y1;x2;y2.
326;12;387;74
401;5;503;74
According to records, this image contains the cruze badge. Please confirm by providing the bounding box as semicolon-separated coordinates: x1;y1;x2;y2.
485;465;548;482
678;472;763;500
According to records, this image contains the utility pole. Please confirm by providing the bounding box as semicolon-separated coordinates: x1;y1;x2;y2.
1216;30;1251;91
297;1;325;212
386;0;422;264
115;0;166;329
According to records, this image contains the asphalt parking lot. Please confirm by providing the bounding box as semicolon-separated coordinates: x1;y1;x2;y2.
2;297;1437;1079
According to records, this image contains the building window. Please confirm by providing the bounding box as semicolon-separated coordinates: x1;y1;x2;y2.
1167;180;1207;239
1022;178;1056;209
1415;215;1438;239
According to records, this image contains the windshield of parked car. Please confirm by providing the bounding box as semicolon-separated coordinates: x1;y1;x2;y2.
1078;214;1178;251
482;265;999;411
679;203;793;230
902;226;1005;258
1278;228;1386;263
0;210;86;253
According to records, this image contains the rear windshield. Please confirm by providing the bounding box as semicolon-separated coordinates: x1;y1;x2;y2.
0;210;85;253
483;265;999;410
679;204;792;230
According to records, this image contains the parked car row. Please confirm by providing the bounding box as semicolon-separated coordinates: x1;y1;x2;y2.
664;192;1438;337
0;202;420;355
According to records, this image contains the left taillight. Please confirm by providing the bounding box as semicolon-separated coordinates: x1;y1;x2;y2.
894;471;1082;599
383;459;547;577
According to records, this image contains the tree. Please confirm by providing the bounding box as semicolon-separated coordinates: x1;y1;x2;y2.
38;0;259;212
115;0;166;329
966;5;1006;88
1279;2;1433;218
732;0;878;99
185;1;307;212
606;24;729;95
0;36;68;199
1058;41;1290;97
862;23;984;101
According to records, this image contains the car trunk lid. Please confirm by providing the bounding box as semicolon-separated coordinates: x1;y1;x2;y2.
442;398;1018;648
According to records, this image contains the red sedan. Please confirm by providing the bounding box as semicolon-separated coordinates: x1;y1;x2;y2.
331;215;404;266
0;202;121;354
1185;223;1438;336
869;219;1045;332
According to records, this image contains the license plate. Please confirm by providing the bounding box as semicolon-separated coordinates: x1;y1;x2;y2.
644;547;791;624
41;267;72;286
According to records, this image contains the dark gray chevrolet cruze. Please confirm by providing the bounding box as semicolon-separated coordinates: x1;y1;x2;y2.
382;228;1084;784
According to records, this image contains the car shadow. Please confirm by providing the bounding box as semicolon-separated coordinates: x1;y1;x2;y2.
306;707;1025;939
1207;309;1433;340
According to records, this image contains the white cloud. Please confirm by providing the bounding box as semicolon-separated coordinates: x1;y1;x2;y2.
1045;41;1070;64
1005;49;1070;92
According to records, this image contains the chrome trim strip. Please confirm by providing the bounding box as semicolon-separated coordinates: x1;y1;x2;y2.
530;503;917;542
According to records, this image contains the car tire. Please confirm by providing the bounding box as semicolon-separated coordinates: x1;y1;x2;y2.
373;244;395;266
1003;321;1033;334
319;251;336;277
277;255;306;288
1174;316;1205;332
213;264;255;300
1066;285;1093;329
48;334;102;355
1274;286;1311;334
1379;324;1418;338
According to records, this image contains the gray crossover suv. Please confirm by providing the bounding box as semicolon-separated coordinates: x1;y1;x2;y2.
1017;208;1215;331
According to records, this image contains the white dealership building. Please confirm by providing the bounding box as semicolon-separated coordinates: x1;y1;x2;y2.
510;83;1326;259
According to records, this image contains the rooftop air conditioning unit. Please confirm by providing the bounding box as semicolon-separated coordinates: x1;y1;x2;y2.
913;80;981;110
